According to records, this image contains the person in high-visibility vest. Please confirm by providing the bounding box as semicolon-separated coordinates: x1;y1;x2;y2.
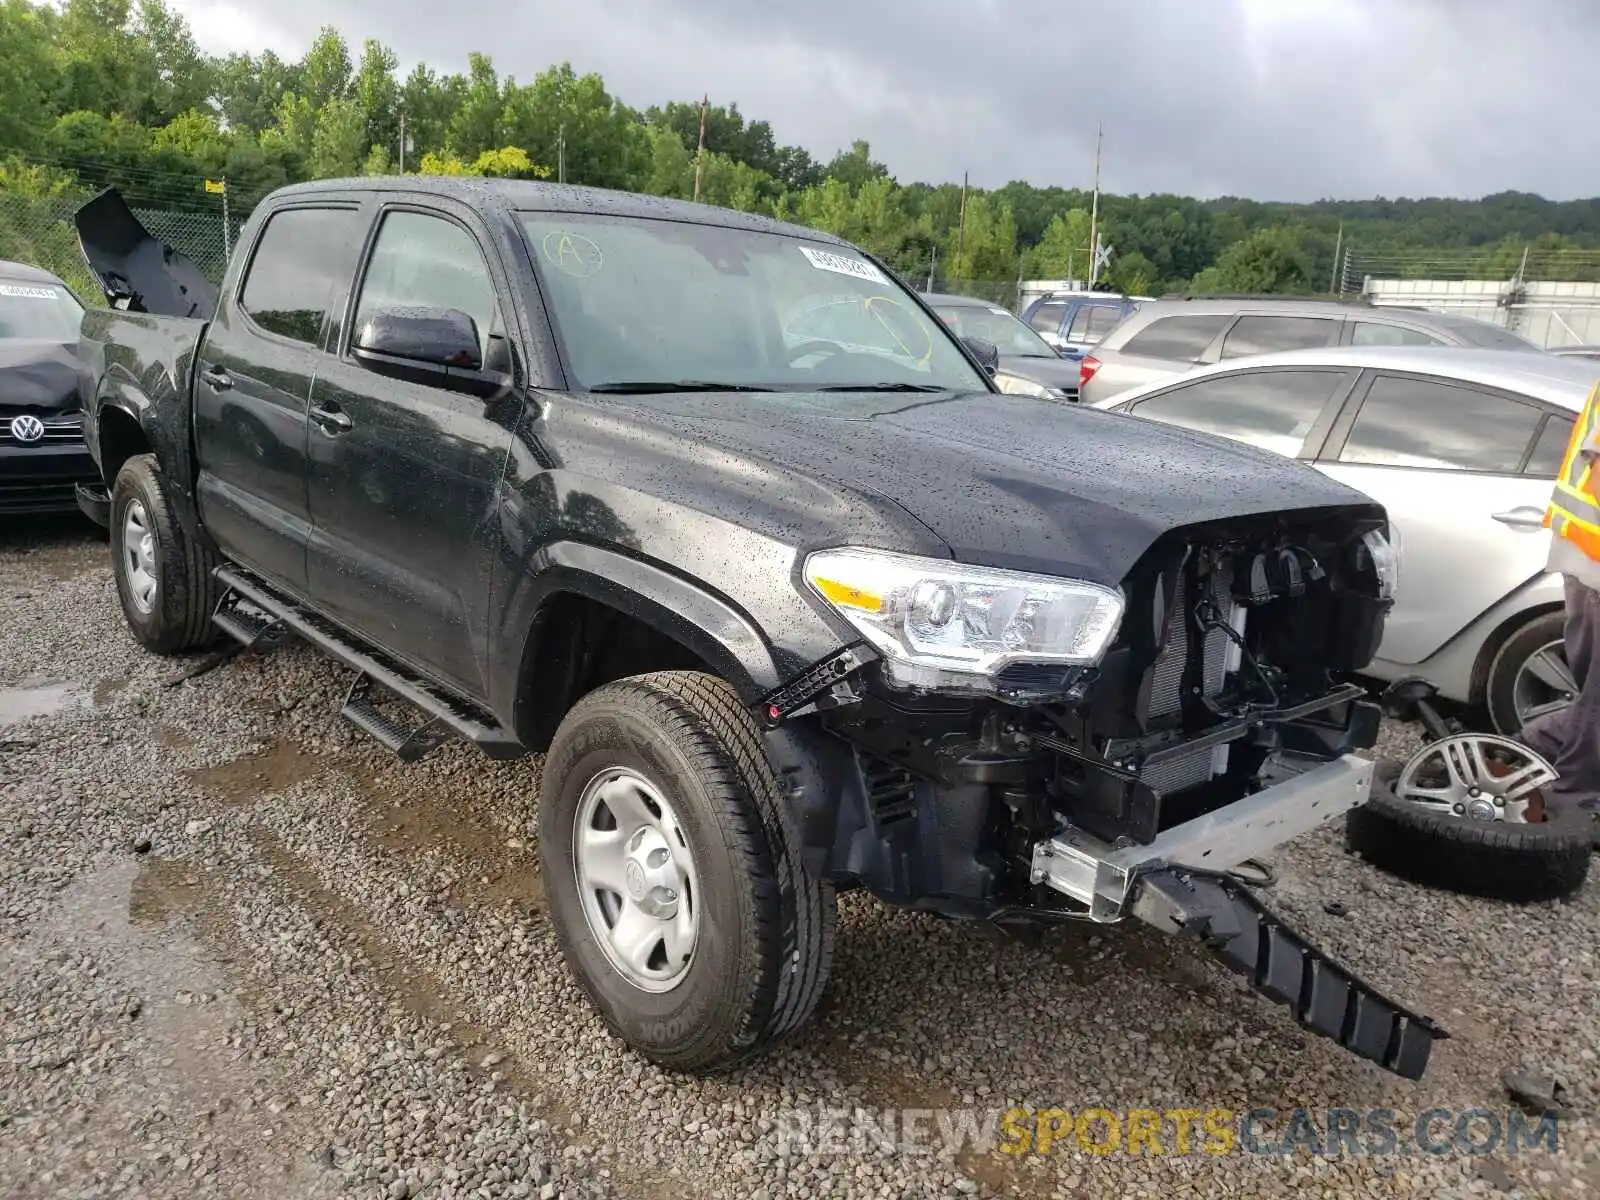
1520;379;1600;816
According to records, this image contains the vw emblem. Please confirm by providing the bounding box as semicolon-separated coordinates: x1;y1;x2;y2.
9;415;44;444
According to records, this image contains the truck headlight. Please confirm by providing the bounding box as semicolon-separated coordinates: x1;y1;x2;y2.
992;372;1056;399
804;548;1125;691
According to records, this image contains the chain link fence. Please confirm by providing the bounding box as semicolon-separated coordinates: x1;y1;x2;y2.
0;189;243;303
922;278;1027;311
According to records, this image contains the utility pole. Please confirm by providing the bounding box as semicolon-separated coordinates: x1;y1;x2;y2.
557;123;566;183
926;244;937;292
1087;121;1103;287
693;93;708;202
1329;221;1343;295
398;108;406;173
956;170;969;276
220;178;230;259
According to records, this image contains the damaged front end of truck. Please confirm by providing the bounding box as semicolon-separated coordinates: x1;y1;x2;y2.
761;502;1446;1080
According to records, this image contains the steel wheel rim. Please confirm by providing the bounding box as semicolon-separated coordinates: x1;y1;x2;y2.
573;767;699;993
1513;639;1577;729
121;499;158;615
1395;733;1557;824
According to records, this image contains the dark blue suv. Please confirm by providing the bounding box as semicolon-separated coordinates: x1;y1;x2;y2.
1021;292;1143;358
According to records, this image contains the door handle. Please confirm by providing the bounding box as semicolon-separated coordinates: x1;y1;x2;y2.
309;404;353;435
200;365;232;390
1492;506;1548;532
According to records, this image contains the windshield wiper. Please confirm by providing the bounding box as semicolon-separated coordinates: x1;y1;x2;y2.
811;382;951;393
588;380;777;394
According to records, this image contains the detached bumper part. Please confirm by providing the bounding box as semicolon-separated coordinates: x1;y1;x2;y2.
1135;868;1446;1079
1030;753;1447;1078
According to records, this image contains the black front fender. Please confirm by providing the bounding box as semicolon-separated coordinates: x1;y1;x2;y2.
491;541;811;726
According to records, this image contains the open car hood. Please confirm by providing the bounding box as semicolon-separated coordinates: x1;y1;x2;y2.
73;188;219;318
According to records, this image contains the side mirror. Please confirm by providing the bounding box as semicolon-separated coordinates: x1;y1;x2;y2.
351;306;510;399
961;336;1000;376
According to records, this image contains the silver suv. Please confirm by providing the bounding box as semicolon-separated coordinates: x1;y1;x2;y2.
1076;295;1543;405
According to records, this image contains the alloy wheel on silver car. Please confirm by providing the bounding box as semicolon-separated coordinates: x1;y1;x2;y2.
1512;639;1577;730
121;498;159;614
573;766;699;993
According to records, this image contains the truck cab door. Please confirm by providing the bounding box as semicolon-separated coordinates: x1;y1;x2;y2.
303;202;520;699
194;203;366;592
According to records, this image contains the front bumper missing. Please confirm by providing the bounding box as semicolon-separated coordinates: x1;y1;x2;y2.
1030;752;1374;920
1031;753;1447;1079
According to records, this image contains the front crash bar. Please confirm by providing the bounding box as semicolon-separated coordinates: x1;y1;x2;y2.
1029;752;1447;1079
1029;752;1375;920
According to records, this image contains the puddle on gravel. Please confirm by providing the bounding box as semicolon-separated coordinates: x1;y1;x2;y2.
184;737;327;804
92;675;130;706
364;789;545;911
0;679;85;726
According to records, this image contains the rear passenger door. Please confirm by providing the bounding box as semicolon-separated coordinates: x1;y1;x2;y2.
194;202;365;592
1120;367;1357;458
1214;313;1344;361
304;200;520;697
1089;313;1231;399
1313;372;1574;665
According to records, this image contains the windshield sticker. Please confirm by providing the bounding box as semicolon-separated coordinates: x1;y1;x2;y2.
541;232;604;278
798;246;888;286
0;284;60;300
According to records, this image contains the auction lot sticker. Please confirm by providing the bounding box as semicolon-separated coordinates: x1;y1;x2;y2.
798;246;888;286
0;284;60;299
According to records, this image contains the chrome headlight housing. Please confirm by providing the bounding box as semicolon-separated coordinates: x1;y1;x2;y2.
803;547;1125;695
992;371;1057;400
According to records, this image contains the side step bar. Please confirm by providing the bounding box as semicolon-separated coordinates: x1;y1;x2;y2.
1134;868;1446;1079
211;565;524;761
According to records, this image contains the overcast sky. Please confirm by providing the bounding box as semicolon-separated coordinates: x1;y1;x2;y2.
166;0;1598;202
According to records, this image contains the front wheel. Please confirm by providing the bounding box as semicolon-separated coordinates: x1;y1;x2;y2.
109;453;221;655
539;671;835;1072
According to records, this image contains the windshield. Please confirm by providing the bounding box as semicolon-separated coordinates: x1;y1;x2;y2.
0;278;84;342
516;213;990;393
932;303;1058;357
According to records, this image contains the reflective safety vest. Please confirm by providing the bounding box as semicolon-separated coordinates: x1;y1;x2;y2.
1545;380;1600;563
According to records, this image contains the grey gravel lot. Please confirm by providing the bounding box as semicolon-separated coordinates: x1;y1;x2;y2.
3;519;1599;1200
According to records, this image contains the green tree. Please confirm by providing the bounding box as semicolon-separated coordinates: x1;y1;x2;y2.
1024;209;1092;278
445;52;503;160
0;0;61;152
1190;225;1315;293
498;63;646;189
350;39;400;163
298;25;352;111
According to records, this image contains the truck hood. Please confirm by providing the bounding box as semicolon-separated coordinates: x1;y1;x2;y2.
0;340;81;412
578;389;1383;586
73;188;219;318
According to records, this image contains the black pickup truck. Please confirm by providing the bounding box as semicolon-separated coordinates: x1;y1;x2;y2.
71;178;1439;1079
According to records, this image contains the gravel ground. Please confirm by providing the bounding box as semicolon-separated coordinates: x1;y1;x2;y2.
3;518;1599;1199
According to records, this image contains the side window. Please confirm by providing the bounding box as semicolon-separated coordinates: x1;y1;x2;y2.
1126;369;1349;458
353;210;500;362
1028;300;1067;335
1068;303;1120;342
1219;315;1338;359
1339;376;1544;472
1526;414;1577;477
1352;321;1444;347
1084;305;1123;339
238;207;364;345
1120;314;1229;361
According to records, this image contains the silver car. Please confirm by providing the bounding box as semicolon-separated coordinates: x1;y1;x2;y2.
1088;345;1595;734
1076;296;1544;407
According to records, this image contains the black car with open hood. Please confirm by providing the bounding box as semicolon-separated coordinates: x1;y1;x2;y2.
72;177;1441;1084
0;259;97;515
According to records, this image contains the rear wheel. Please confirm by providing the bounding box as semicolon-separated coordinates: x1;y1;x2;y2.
539;670;835;1071
1485;611;1575;737
109;453;221;655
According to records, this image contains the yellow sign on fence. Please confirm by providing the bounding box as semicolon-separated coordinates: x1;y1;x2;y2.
203;178;226;195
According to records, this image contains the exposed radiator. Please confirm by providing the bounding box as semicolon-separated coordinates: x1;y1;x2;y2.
1140;563;1242;795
